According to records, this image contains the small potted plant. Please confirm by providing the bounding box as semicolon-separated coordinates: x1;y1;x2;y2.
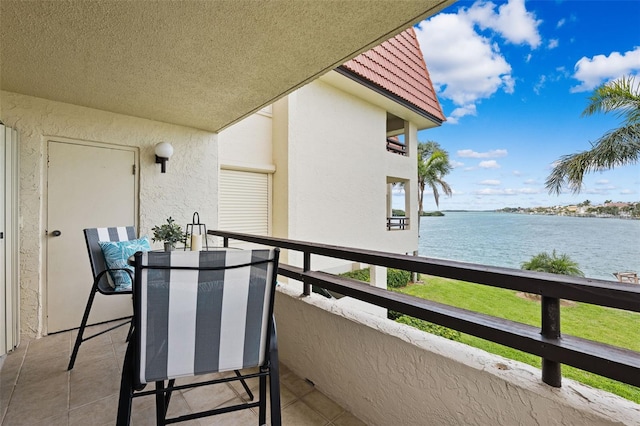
152;217;186;251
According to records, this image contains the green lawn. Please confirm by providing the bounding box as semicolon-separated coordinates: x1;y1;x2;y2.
396;276;640;403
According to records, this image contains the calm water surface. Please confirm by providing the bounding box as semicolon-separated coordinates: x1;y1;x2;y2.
418;212;640;281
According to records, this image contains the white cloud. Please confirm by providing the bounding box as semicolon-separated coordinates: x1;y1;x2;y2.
467;0;542;48
415;0;542;123
533;75;546;95
620;188;637;195
512;170;522;176
525;53;532;63
556;18;566;29
523;178;536;184
571;47;640;92
596;179;610;185
480;179;501;185
479;160;501;169
416;13;512;105
447;104;477;124
450;160;465;168
502;74;515;93
475;187;540;195
519;188;540;194
548;39;559;49
458;149;508;158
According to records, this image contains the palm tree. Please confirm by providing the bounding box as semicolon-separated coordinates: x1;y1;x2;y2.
418;141;452;215
521;250;584;277
546;75;640;194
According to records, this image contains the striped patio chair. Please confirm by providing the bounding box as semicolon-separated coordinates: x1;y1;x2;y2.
116;248;282;426
68;226;139;370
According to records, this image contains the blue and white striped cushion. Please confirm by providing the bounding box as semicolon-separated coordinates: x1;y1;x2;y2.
136;249;276;384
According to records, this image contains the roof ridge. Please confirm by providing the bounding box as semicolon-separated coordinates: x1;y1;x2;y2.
340;27;445;122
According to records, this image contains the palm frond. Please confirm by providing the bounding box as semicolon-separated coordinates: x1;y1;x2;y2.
582;75;640;125
548;75;640;194
545;123;640;194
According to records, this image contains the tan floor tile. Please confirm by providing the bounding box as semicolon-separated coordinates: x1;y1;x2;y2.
67;332;116;367
28;412;70;426
1;374;17;421
25;331;71;363
16;354;68;388
332;411;367;426
165;392;201;425
0;343;27;378
181;382;240;412
0;334;365;426
197;407;257;426
281;374;314;397
68;393;118;426
279;383;298;408
302;390;345;421
282;399;329;426
3;374;69;425
69;353;120;409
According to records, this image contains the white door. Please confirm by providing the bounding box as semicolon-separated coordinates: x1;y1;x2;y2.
47;140;137;333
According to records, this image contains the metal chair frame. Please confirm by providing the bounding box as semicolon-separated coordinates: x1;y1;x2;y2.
68;226;137;370
116;249;282;426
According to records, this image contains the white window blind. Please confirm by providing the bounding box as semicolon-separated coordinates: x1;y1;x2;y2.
219;169;269;236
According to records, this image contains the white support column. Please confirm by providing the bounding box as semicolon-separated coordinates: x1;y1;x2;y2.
404;121;418;229
338;264;388;318
370;265;387;289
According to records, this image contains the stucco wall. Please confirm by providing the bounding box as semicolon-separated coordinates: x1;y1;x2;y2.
280;80;419;262
275;285;640;426
1;91;218;337
218;106;273;169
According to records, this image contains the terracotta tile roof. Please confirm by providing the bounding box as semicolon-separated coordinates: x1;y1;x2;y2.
340;27;445;122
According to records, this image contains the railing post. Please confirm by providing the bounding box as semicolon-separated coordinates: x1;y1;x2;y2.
223;237;229;248
541;296;562;387
303;251;311;296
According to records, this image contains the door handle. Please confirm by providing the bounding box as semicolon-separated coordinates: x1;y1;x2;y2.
51;230;62;237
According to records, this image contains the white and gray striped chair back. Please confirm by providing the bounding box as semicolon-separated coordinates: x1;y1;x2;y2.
133;248;279;385
84;226;137;292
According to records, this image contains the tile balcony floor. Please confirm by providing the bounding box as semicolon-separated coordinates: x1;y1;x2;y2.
0;322;365;426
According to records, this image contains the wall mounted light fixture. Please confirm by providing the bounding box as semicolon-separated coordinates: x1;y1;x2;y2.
155;142;174;173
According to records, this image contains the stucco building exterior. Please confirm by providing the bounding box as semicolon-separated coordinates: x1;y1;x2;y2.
219;29;444;305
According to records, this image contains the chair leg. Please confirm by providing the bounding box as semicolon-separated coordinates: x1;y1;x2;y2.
235;369;254;400
125;320;134;343
268;322;282;426
258;372;267;426
68;286;98;370
116;341;135;426
155;381;166;426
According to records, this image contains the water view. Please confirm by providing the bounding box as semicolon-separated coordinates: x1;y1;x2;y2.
418;211;640;282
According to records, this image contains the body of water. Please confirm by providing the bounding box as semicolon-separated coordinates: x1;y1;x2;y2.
418;212;640;282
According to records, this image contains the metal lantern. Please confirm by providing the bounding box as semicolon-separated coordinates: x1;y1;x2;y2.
184;211;208;251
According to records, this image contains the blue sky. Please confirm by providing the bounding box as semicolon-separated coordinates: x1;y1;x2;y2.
400;0;640;211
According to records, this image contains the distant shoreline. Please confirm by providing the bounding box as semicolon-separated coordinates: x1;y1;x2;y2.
434;210;639;220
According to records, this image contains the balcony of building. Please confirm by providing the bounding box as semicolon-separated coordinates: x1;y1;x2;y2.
2;229;639;425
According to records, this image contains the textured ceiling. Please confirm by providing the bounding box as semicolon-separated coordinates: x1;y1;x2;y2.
0;1;454;132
